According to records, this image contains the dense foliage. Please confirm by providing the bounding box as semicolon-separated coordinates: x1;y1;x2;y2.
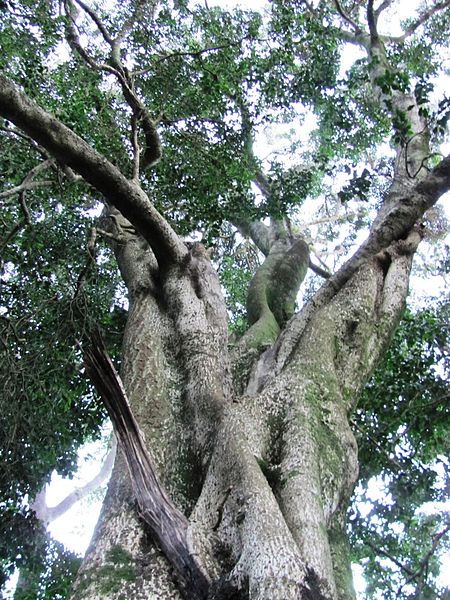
352;302;450;598
0;0;449;597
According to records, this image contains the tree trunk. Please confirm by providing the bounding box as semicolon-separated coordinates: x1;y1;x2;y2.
69;220;420;600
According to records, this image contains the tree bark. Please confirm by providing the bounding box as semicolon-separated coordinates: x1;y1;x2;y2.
69;229;426;600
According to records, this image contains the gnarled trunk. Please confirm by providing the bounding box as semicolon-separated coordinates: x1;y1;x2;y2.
70;220;419;600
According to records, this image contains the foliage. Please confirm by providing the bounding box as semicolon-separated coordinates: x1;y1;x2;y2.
218;236;260;335
0;506;80;598
0;167;124;587
351;302;450;598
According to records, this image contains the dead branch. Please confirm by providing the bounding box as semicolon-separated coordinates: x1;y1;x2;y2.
83;331;211;600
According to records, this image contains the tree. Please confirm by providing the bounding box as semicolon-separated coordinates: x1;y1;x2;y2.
0;0;449;598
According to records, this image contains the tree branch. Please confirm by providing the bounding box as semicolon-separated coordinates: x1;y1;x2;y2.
0;74;186;268
397;521;450;596
73;0;113;44
325;155;450;292
48;438;116;522
334;0;361;32
390;0;450;43
367;0;379;43
116;0;156;43
234;219;271;256
0;180;52;200
299;0;317;16
83;331;210;600
365;538;415;577
64;0;117;74
308;258;331;279
32;436;117;525
374;0;394;19
275;155;450;370
0;158;55;200
64;0;161;171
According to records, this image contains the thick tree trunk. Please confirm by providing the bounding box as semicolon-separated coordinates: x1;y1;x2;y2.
70;224;420;600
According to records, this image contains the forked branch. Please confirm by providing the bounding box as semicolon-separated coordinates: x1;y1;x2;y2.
0;73;186;267
274;155;450;371
397;521;450;596
64;0;161;173
0;158;55;201
334;0;361;32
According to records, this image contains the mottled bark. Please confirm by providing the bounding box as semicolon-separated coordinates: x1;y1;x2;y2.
69;220;430;600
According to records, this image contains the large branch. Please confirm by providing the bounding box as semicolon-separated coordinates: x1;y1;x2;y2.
0;74;186;267
83;331;210;600
275;155;450;370
234;218;271;255
329;156;450;289
390;0;450;43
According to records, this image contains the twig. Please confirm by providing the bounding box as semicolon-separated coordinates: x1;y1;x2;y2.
0;125;49;157
396;521;450;598
73;227;98;301
135;39;248;73
334;0;361;32
351;419;404;470
18;193;31;225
